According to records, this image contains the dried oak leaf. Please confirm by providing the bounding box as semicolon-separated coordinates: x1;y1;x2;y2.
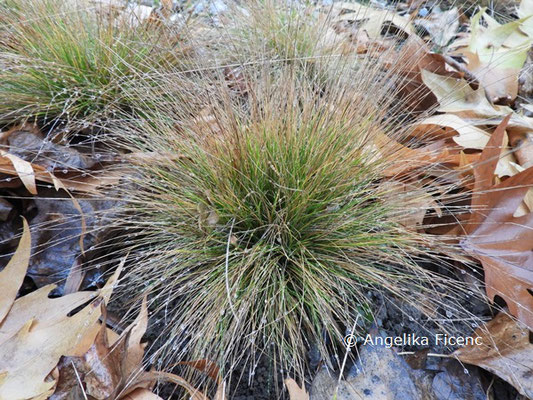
52;293;225;400
460;115;533;330
453;9;532;103
0;220;103;400
385;36;458;112
453;312;533;398
332;2;415;40
414;7;459;47
51;296;152;400
0;229;124;400
0;218;31;323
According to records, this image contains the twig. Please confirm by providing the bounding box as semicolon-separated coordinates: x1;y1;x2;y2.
442;55;479;87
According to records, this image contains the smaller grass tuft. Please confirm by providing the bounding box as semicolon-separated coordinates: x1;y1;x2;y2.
0;0;192;126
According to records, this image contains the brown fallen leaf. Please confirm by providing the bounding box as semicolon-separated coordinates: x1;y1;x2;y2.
385;36;458;111
332;2;415;40
177;359;227;400
415;114;490;150
382;180;440;229
81;318;131;399
509;162;533;216
460;115;533;330
285;378;309;400
420;69;512;117
0;218;31;322
1;126;125;197
0;284;97;344
123;388;164;400
0;300;102;399
376;132;472;177
0;225;129;400
453;312;533;398
415;7;459;47
452;9;532;103
51;289;226;400
0;150;37;194
508;129;533;169
0;149;120;195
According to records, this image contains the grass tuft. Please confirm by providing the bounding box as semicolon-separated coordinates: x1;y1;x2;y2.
110;64;477;380
0;0;192;126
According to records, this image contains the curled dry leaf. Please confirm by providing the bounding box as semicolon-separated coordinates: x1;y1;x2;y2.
1;127;123;195
0;148;120;195
453;312;533;398
460;115;533;330
0;150;37;194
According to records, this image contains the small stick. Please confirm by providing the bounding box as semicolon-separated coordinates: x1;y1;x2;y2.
442;55;479;87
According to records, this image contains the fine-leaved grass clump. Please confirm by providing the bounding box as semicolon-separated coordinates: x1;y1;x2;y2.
215;0;353;90
0;0;192;126
110;63;475;382
225;1;322;64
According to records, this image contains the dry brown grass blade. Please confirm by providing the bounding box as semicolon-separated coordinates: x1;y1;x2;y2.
142;371;209;400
